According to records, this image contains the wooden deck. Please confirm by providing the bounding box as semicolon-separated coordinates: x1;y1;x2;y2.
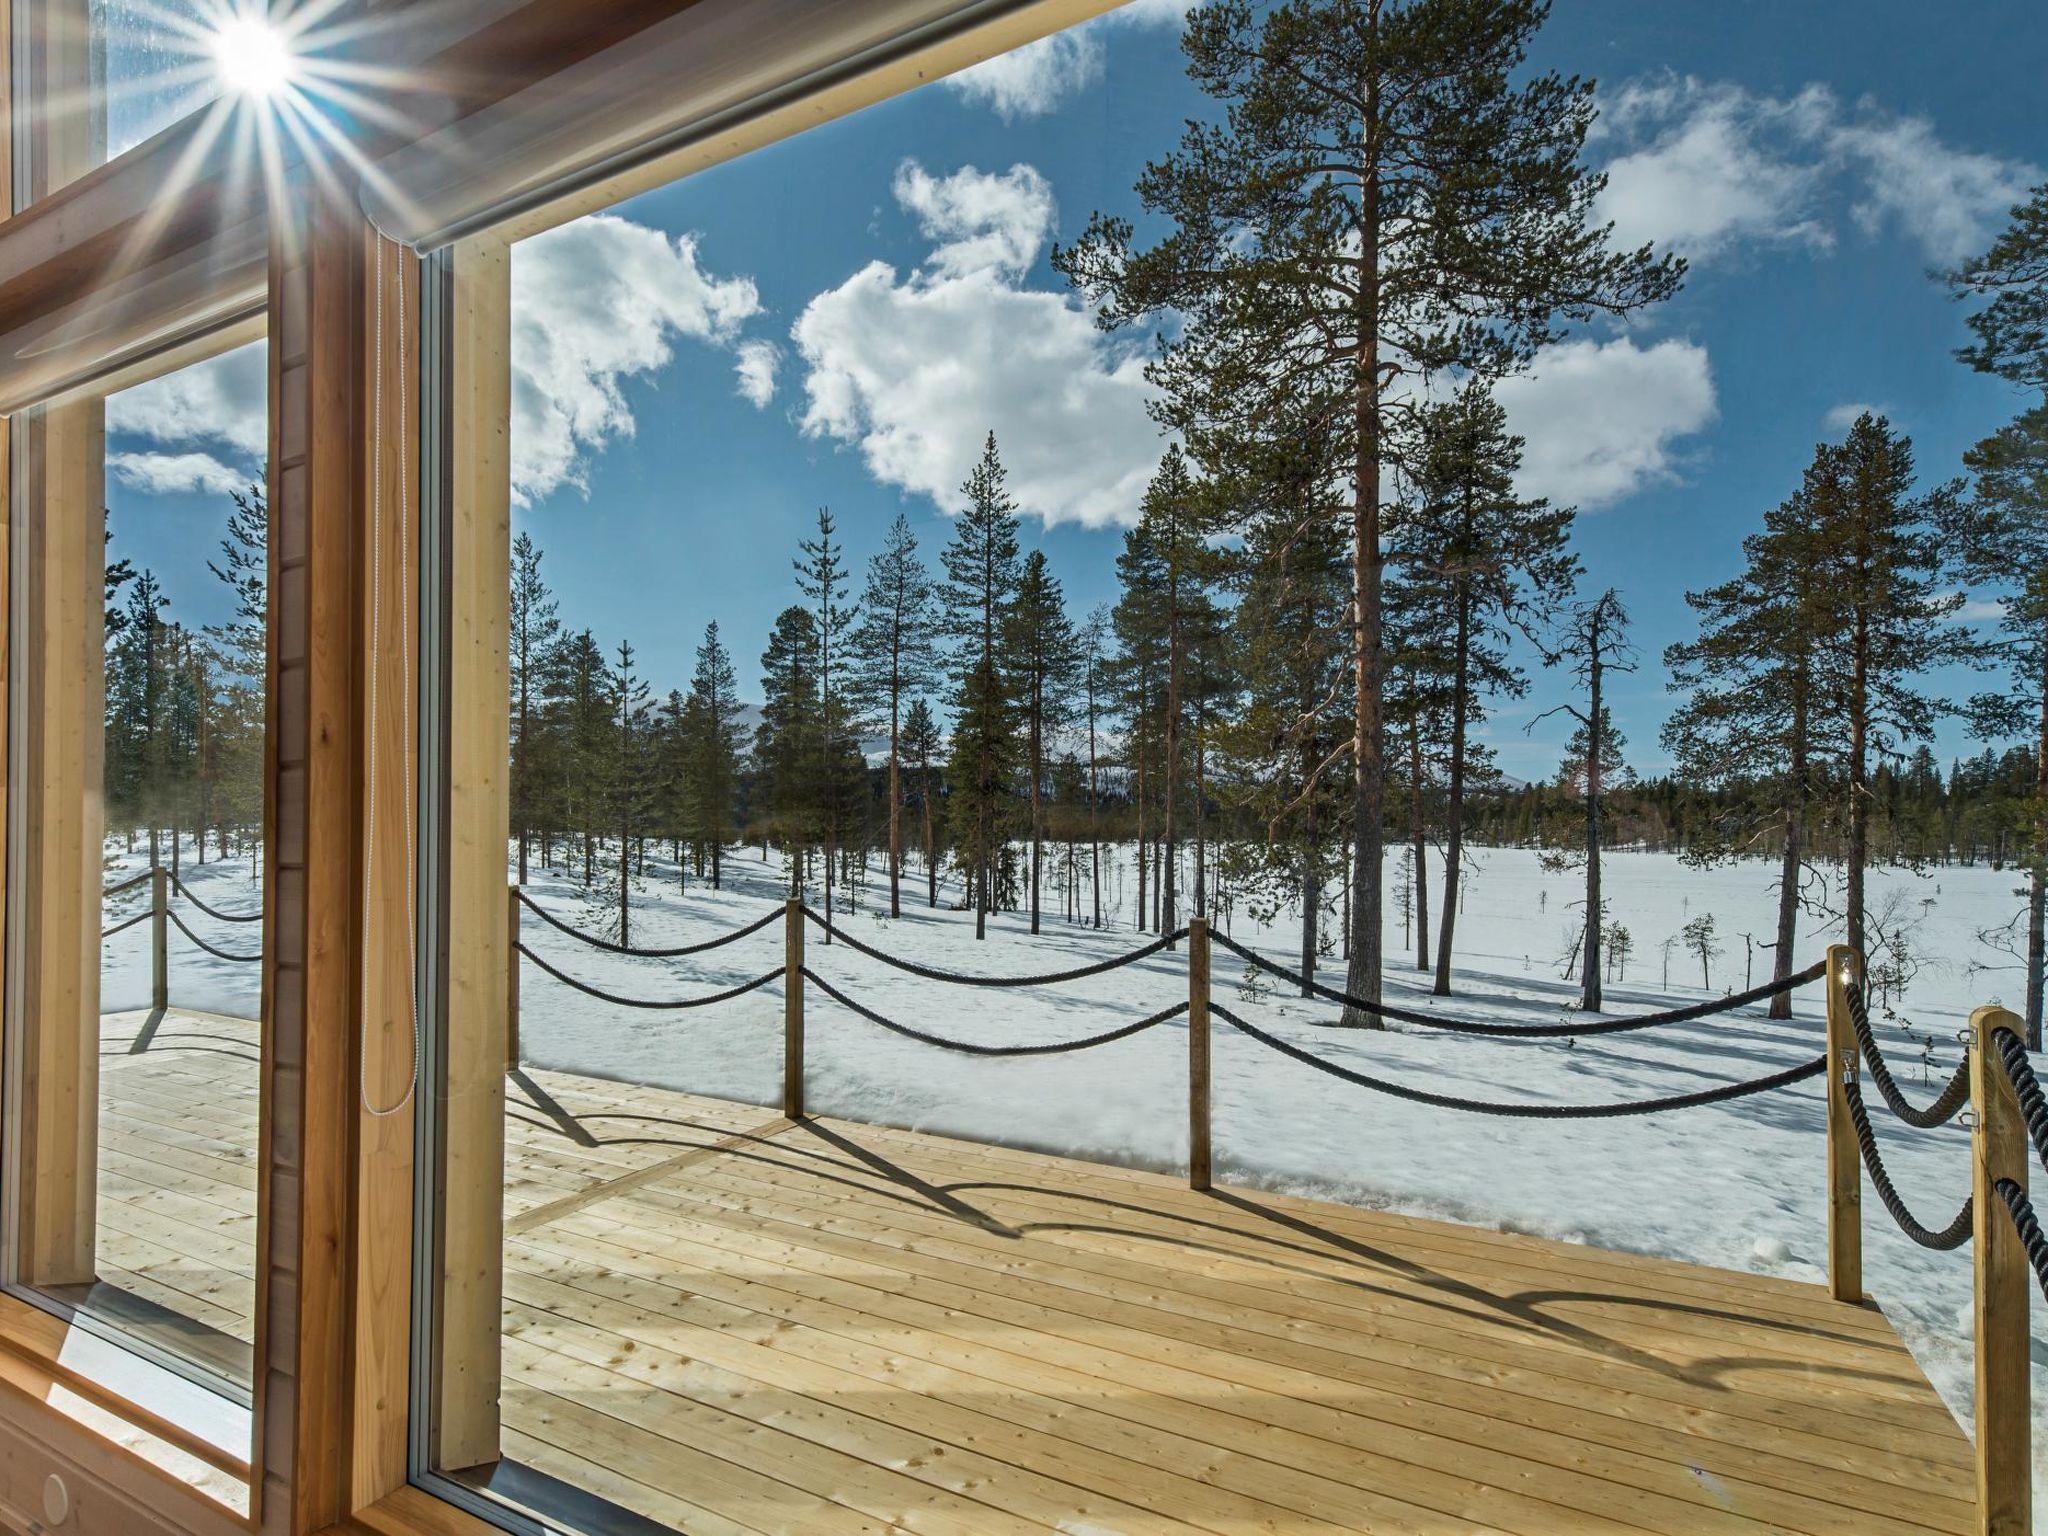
99;1012;1978;1534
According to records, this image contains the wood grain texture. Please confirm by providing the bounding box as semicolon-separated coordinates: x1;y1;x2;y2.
1969;1006;2030;1536
1824;944;1864;1304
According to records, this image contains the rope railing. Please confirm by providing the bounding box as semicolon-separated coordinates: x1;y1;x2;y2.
516;889;780;957
516;942;781;1011
1989;1025;2048;1174
172;873;262;924
102;870;153;898
100;909;153;939
1991;1177;2048;1305
168;910;262;964
801;904;1186;987
1208;1002;1826;1118
1839;1076;1974;1250
1212;931;1825;1037
801;965;1186;1056
1844;979;1971;1128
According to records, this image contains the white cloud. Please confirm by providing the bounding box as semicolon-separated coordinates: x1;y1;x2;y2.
944;1;1196;120
1494;337;1718;508
1594;74;2038;266
793;160;1163;529
1955;598;2008;624
1824;401;1885;431
108;450;250;497
734;340;780;408
106;342;267;458
511;214;760;503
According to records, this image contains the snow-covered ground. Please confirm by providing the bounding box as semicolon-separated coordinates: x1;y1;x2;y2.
100;835;2045;1507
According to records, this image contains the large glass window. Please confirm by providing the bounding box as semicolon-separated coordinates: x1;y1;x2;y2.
3;339;267;1489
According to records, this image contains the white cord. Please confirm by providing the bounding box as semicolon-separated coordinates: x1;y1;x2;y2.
362;239;422;1119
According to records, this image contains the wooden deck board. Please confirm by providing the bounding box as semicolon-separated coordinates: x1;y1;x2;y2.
92;1018;1978;1534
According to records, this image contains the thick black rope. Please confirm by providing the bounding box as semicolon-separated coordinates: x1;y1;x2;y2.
801;966;1186;1055
1992;1177;2048;1305
172;874;263;923
100;910;152;939
516;944;782;1010
516;890;780;957
1211;932;1824;1037
1989;1027;2048;1177
168;910;262;964
1843;980;1970;1128
1840;1077;1973;1250
102;870;153;898
1209;1003;1825;1117
800;906;1186;987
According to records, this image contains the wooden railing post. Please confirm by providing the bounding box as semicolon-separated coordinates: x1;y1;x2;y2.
784;898;805;1119
1189;916;1211;1192
1823;943;1863;1303
150;864;169;1016
1969;1004;2029;1536
507;884;521;1072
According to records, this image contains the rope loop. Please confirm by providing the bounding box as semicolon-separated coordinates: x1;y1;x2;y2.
1208;1003;1825;1117
802;966;1185;1055
168;910;262;964
517;890;780;957
172;874;263;923
1989;1026;2048;1176
1211;933;1824;1037
1992;1177;2048;1304
801;906;1186;986
517;944;782;1011
1842;980;1969;1128
1840;1077;1974;1249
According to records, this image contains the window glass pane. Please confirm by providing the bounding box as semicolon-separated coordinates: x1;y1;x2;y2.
422;8;1191;1533
97;0;229;156
5;340;267;1451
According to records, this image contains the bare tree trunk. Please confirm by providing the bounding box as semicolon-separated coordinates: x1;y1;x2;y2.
1434;601;1472;996
1580;644;1605;1011
1408;717;1429;973
1344;163;1385;1022
1770;674;1808;1020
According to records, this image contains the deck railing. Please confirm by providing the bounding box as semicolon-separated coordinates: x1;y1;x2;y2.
100;864;263;1013
503;884;2039;1536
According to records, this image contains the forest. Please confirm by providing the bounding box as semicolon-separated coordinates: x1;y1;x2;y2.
98;0;2048;1046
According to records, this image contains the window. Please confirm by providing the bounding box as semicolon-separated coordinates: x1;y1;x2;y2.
412;7;1180;1532
3;338;268;1500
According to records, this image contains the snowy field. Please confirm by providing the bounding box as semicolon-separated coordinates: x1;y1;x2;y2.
101;836;2044;1508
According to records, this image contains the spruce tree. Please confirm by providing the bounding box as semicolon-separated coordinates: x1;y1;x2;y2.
901;698;944;909
941;433;1023;939
850;512;937;919
757;605;822;893
1953;406;2048;1043
684;620;746;890
603;640;652;942
1075;607;1114;930
796;508;860;929
1008;550;1079;934
508;531;563;885
550;629;613;886
1392;384;1575;995
1057;0;1683;1009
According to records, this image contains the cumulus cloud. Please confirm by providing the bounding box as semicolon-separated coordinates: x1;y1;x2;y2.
1594;75;2037;266
793;160;1162;529
511;214;761;503
734;340;780;408
107;343;267;459
945;0;1196;120
1824;401;1886;431
109;451;250;497
1493;338;1718;508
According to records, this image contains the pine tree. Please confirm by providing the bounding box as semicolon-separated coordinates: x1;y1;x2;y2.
508;531;563;885
603;640;653;941
1535;589;1634;1010
1948;180;2048;396
1392;384;1575;995
1007;550;1079;934
550;629;613;886
202;484;267;863
684;621;745;890
1057;0;1682;1009
1953;405;2048;1044
1111;520;1167;933
1075;607;1113;930
1805;415;1982;955
941;433;1023;939
1664;497;1835;1019
901;698;944;909
850;512;937;919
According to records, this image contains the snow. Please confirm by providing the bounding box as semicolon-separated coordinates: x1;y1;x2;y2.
99;835;2045;1508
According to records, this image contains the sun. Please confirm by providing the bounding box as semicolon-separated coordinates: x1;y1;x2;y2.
212;16;297;98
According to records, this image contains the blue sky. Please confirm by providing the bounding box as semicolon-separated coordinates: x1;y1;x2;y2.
105;0;2043;781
